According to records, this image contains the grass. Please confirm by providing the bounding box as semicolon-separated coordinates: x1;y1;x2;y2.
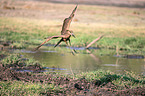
0;81;62;96
0;1;145;51
75;70;145;89
0;70;144;95
1;53;22;65
0;17;145;53
1;53;39;66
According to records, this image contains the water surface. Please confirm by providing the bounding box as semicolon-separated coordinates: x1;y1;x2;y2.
14;47;145;75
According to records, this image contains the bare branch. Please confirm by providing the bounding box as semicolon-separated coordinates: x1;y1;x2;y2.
85;35;104;49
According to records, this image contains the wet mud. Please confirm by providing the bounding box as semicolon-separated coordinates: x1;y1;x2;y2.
0;63;145;95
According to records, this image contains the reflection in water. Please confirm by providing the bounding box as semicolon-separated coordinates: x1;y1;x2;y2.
14;48;145;75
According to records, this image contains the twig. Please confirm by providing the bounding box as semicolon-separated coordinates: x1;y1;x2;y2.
85;35;104;49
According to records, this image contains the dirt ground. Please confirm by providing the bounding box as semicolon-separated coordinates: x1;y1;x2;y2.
0;63;145;95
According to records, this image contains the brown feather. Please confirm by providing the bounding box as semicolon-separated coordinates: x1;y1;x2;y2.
34;35;63;51
61;5;78;35
34;5;78;51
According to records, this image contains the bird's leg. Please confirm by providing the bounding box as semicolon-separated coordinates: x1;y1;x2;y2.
54;38;63;48
65;41;76;55
68;39;77;53
68;38;71;46
65;41;69;47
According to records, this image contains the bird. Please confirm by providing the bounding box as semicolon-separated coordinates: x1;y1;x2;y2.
34;5;78;51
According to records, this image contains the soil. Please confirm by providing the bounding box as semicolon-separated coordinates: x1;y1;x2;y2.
0;63;145;95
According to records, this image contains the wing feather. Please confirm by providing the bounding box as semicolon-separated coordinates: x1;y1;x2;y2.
34;35;63;51
61;5;78;35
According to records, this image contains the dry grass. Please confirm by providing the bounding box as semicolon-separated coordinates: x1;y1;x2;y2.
0;0;145;49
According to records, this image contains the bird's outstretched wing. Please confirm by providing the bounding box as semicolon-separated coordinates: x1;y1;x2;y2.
61;5;78;35
34;35;63;51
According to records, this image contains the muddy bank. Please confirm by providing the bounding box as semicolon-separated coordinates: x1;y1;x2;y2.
0;63;145;95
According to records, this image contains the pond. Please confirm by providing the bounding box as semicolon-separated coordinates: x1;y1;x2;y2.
13;46;145;75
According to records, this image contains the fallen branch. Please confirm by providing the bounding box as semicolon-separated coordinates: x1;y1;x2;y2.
85;35;104;49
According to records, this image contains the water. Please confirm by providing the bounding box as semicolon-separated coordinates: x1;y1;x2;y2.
13;47;145;75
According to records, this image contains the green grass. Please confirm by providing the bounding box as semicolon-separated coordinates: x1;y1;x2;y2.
0;81;63;96
75;70;145;89
1;53;39;66
0;70;144;95
0;16;145;51
1;53;22;65
0;1;145;50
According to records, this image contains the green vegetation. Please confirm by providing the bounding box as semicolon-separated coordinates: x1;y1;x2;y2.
0;17;145;53
0;81;61;96
1;53;22;65
1;53;39;66
75;70;145;88
0;70;144;95
0;1;145;52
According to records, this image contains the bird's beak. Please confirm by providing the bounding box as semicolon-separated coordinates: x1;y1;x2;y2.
71;33;76;38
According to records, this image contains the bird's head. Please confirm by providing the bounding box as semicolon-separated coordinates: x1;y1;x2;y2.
67;30;76;38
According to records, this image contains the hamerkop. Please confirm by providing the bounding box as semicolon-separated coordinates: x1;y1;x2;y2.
34;5;78;51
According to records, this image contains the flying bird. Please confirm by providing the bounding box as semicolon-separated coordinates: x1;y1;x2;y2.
34;5;78;51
